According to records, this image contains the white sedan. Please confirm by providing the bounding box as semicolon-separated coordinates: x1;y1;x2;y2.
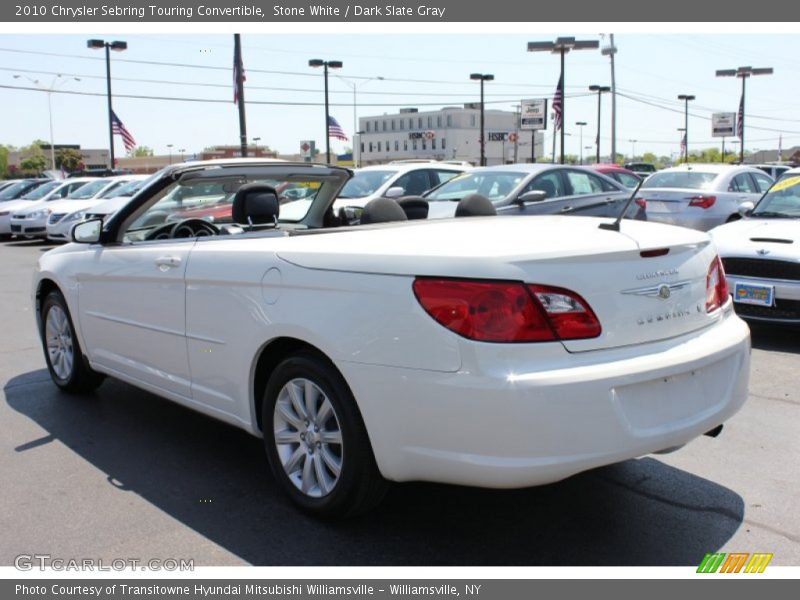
638;164;773;231
34;159;750;517
710;173;800;324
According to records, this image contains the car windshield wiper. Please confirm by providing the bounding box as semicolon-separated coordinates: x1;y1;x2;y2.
752;211;796;219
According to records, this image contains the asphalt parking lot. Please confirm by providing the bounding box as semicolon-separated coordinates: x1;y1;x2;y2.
0;239;798;567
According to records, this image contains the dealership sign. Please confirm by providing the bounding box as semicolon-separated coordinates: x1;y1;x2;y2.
712;113;736;138
520;99;547;130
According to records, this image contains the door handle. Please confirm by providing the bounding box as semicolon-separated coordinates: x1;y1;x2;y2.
154;256;182;270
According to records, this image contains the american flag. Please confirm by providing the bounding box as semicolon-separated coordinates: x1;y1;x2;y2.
111;110;136;154
736;93;744;139
552;73;563;131
233;47;245;105
327;116;348;141
680;132;686;154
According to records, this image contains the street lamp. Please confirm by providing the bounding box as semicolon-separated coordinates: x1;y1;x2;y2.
716;66;773;164
677;94;695;163
167;144;173;164
528;36;599;164
13;74;80;171
470;73;494;166
309;58;343;164
87;39;127;169
178;148;186;162
589;85;610;163
629;139;637;160
575;121;587;164
335;75;384;168
252;137;261;155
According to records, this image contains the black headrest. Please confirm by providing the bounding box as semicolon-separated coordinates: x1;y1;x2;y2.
397;196;429;220
455;193;497;217
232;183;279;226
360;197;408;225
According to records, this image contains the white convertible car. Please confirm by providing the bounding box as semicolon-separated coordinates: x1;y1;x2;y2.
34;159;750;517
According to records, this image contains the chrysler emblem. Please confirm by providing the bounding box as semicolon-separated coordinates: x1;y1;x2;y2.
658;284;671;299
622;280;691;299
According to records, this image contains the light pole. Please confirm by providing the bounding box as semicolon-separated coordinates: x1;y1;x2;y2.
629;139;637;161
252;137;261;155
178;148;186;162
13;74;81;171
528;36;599;164
470;73;494;166
167;144;173;164
677;94;695;163
335;75;384;168
601;34;618;163
716;66;773;164
309;58;343;164
87;39;127;169
575;121;587;164
589;85;610;163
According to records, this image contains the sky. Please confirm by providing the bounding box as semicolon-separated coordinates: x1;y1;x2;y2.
1;31;800;161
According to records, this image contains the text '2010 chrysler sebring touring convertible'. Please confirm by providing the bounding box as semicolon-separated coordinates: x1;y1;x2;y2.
33;159;750;517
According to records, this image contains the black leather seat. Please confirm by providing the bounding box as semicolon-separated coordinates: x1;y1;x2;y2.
360;198;408;224
397;196;429;220
455;193;497;217
232;183;279;228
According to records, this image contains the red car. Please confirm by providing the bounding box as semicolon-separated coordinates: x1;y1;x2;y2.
590;164;642;189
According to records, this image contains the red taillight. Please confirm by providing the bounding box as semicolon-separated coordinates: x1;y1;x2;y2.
687;195;716;209
705;256;729;313
412;278;601;343
634;198;646;209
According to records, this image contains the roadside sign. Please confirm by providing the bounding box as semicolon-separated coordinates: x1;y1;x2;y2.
300;140;315;158
508;132;519;142
488;132;507;141
712;113;736;138
521;98;547;130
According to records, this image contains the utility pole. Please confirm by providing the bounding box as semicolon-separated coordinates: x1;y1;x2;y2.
234;34;248;157
602;34;618;163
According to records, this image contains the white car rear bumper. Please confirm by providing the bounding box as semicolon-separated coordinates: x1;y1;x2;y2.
341;306;750;488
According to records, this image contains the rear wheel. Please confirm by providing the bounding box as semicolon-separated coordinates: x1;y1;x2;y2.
262;351;387;518
41;291;105;393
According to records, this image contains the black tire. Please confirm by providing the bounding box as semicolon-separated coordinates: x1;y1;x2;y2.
262;351;388;518
40;291;105;394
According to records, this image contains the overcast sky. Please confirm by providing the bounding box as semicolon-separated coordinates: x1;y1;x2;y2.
1;32;799;160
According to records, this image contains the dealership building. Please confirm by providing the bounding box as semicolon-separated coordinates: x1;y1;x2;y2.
356;105;545;166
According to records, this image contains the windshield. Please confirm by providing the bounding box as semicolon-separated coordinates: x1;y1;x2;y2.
425;171;525;201
0;181;39;201
68;178;113;199
751;176;800;218
20;180;60;200
338;170;396;198
641;171;717;190
100;179;143;198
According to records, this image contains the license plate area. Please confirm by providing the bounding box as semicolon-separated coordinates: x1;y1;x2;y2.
644;200;682;213
733;282;774;307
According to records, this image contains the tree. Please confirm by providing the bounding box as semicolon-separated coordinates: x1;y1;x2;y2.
0;145;8;178
55;148;82;173
19;143;47;174
131;146;154;157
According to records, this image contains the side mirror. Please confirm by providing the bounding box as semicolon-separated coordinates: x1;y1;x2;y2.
738;201;755;218
384;186;405;199
71;218;102;244
517;190;547;204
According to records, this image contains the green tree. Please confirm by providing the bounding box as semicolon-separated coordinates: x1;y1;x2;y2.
131;146;154;157
19;143;47;174
55;148;82;172
641;152;658;165
0;145;8;178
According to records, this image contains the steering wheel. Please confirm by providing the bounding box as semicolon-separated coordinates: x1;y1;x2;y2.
144;218;220;241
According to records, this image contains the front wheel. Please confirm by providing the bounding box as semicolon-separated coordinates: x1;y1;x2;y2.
262;352;387;518
40;291;105;393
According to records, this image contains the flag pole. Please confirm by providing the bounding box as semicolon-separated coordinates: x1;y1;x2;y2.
234;34;248;158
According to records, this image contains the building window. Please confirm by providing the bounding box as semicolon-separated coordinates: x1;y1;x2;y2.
427;116;433;128
374;120;378;131
366;122;371;132
361;142;365;153
382;121;387;132
413;139;418;150
432;138;437;150
400;120;405;131
446;115;453;127
394;140;399;151
404;140;408;151
418;117;423;129
442;138;446;149
386;140;390;151
422;139;427;150
470;114;476;127
409;118;414;129
369;142;373;152
377;141;382;152
391;120;396;131
437;115;442;127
